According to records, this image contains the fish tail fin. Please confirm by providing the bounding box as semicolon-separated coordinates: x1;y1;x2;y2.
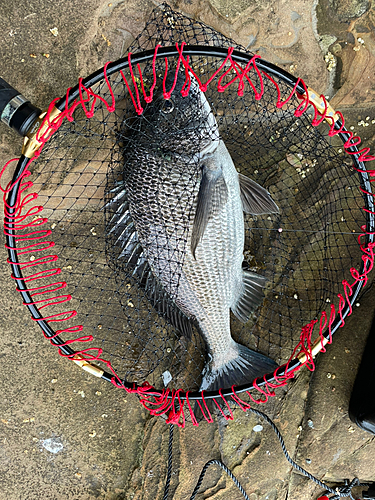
194;343;277;419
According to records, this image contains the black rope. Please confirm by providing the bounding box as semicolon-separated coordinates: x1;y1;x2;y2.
189;459;250;500
162;408;372;500
163;424;174;500
246;408;369;499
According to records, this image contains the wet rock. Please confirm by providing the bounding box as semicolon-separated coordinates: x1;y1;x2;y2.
207;0;271;22
328;0;371;21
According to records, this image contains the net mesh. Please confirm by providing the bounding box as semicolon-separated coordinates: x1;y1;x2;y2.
6;4;371;407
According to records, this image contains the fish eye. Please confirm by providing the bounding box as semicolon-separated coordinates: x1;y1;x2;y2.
161;100;174;114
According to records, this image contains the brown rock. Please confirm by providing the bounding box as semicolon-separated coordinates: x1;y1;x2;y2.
329;0;371;21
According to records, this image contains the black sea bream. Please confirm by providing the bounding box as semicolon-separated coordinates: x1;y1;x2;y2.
107;73;279;393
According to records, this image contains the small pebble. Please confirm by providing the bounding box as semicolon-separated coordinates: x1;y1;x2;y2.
51;379;57;384
162;370;172;386
50;27;58;36
42;437;63;454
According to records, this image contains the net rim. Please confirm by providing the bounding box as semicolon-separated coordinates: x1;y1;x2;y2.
3;44;375;408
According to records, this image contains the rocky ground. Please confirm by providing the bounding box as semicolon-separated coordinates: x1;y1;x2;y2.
1;1;375;499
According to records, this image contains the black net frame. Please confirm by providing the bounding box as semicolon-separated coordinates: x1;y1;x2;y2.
2;9;375;424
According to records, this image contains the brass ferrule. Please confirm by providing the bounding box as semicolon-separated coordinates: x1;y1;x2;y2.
297;335;330;365
306;87;339;123
22;106;62;158
72;354;105;378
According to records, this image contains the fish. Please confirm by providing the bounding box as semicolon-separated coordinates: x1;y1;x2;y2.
106;71;279;396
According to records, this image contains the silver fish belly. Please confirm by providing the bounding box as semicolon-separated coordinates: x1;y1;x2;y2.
179;141;246;380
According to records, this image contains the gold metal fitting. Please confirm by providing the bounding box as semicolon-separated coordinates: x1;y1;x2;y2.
297;335;330;365
72;354;105;378
306;87;339;123
22;106;62;158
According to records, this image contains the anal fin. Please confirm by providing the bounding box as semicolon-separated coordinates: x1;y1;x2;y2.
231;270;266;323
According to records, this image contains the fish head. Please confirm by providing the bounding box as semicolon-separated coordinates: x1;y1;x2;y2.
141;71;220;157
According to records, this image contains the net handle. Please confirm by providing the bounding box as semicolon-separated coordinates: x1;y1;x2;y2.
0;76;42;136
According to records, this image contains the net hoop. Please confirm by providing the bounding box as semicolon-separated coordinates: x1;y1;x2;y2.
3;44;375;426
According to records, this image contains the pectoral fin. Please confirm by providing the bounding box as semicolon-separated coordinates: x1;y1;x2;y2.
191;165;228;258
239;173;279;215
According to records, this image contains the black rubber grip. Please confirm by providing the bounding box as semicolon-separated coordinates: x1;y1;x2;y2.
0;77;42;136
0;77;21;115
11;102;42;136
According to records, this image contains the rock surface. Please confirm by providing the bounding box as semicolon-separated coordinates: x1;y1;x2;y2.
1;1;375;499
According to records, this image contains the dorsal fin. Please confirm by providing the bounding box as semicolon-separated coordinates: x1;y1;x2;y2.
145;270;193;340
105;184;193;339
